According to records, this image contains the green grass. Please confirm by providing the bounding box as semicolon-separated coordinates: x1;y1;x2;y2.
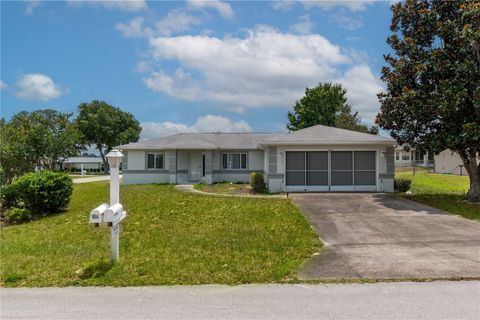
0;182;320;287
394;171;479;221
395;171;470;194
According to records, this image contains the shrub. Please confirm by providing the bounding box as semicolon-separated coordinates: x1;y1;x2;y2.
14;171;73;214
1;183;20;210
4;207;30;225
394;178;412;192
250;172;267;193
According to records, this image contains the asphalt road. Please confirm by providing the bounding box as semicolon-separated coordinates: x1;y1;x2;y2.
2;281;479;319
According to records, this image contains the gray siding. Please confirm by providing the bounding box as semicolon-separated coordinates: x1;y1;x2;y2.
168;151;177;173
386;146;394;174
205;150;212;174
122;151;128;171
268;147;277;173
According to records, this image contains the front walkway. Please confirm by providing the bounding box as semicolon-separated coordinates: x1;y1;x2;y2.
175;184;287;198
292;193;480;280
72;175;121;184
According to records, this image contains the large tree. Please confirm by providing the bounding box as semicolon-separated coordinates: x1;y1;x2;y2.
75;100;141;172
287;83;378;134
0;110;82;183
376;0;480;201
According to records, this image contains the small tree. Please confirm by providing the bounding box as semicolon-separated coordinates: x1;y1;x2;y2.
0;110;81;182
75;100;141;172
287;83;378;134
376;0;480;201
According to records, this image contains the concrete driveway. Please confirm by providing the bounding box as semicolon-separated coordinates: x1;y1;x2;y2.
292;193;480;280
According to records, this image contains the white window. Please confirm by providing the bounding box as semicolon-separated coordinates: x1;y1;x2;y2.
147;153;164;169
401;152;410;161
395;152;400;161
222;153;247;170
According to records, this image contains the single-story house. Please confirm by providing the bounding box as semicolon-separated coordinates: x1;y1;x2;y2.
58;156;104;172
394;146;434;168
118;125;396;193
434;150;468;176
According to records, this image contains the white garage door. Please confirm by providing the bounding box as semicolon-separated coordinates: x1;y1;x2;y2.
285;151;376;192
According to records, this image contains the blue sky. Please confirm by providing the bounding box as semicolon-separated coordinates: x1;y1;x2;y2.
1;0;394;138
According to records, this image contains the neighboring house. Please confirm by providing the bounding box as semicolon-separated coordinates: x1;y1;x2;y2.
118;125;396;193
434;150;468;176
59;156;104;172
394;146;434;168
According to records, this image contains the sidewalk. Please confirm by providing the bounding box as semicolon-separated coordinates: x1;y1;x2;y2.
72;175;121;184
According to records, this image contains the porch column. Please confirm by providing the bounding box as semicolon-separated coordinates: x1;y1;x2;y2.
169;150;177;184
204;150;213;184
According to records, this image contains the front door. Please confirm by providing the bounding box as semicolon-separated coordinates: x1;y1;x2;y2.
188;152;202;182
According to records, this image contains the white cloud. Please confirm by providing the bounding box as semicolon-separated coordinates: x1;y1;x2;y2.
337;65;384;123
187;0;234;19
143;26;350;109
301;0;374;12
24;0;42;15
289;15;314;34
272;1;374;12
0;80;7;90
330;8;363;30
116;9;202;38
155;9;202;36
115;17;153;38
140;115;252;139
272;1;296;11
15;73;62;101
67;0;147;12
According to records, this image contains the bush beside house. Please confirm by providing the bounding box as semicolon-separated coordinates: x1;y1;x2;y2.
250;172;267;193
394;178;412;192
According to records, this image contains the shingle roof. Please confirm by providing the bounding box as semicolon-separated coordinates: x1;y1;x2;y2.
118;125;395;150
118;133;277;150
261;125;395;146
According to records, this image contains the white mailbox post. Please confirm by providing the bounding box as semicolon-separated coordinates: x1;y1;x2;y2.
89;148;127;262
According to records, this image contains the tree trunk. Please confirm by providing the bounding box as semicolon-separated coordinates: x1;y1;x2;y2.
97;144;108;173
459;151;480;202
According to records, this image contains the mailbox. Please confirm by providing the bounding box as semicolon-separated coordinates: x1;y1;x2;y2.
104;203;124;225
90;203;109;225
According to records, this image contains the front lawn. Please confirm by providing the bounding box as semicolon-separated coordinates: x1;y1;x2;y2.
395;171;479;221
0;182;320;287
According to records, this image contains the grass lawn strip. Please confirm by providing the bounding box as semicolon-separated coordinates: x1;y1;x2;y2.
395;171;479;222
0;182;320;287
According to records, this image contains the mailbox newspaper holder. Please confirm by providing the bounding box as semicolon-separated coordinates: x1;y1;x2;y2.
89;149;126;262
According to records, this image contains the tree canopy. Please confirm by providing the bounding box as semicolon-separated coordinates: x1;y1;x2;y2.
0;109;81;183
287;83;378;134
75;100;141;171
376;0;480;201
